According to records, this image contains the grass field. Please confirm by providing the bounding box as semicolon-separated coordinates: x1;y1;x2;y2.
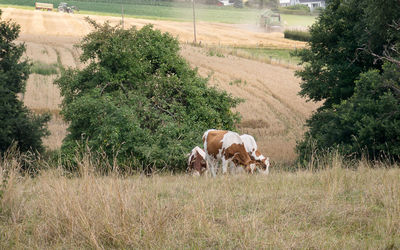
0;0;316;26
1;152;399;248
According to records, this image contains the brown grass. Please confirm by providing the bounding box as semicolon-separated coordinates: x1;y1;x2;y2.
1;153;399;249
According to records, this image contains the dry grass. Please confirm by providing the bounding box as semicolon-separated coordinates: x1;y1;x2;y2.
0;153;399;249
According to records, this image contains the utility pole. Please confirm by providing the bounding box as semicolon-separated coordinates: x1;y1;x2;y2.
192;0;197;44
121;2;124;29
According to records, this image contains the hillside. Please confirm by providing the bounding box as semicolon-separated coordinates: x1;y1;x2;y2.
3;7;318;162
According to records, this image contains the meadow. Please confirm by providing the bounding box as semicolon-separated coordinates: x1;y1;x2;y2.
0;0;316;25
1;151;399;248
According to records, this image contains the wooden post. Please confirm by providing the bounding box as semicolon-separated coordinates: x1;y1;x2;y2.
192;0;197;44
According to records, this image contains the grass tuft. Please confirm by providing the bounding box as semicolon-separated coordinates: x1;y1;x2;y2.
31;61;59;75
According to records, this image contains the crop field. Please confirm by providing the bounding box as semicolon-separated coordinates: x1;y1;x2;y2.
0;0;316;26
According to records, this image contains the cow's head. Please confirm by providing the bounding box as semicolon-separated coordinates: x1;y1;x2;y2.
188;154;207;176
257;157;270;175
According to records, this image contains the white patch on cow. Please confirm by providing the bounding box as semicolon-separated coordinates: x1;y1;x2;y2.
240;134;270;174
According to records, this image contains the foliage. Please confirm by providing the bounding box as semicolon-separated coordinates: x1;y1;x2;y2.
0;10;50;154
55;20;241;172
296;0;400;163
298;63;400;163
284;29;310;42
279;4;311;15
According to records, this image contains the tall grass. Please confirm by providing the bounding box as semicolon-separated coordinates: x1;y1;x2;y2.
284;29;311;42
1;150;399;248
31;61;59;75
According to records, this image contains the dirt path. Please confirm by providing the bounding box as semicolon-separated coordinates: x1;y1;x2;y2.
4;7;318;162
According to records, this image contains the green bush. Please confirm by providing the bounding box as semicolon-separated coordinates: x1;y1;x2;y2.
55;20;241;172
0;10;50;154
284;29;310;42
297;63;400;163
279;4;311;15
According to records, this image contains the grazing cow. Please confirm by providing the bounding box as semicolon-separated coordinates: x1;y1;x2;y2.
187;146;207;176
203;129;256;177
240;134;270;175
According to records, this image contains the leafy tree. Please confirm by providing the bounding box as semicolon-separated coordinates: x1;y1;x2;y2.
56;20;241;171
0;10;50;153
295;0;400;163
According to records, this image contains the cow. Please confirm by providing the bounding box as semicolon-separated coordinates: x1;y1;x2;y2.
203;129;256;177
187;146;207;176
240;134;270;175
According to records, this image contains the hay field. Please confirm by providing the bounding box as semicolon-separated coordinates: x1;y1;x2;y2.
4;7;318;161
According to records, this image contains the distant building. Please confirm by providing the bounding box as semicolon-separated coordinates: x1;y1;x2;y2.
280;0;326;11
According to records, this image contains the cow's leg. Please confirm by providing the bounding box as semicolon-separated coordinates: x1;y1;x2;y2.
206;155;217;178
221;159;229;174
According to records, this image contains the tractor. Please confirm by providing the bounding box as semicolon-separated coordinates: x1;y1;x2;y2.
259;9;282;32
58;2;79;13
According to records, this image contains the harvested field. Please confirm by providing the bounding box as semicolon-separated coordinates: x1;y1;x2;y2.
3;8;306;48
4;7;318;162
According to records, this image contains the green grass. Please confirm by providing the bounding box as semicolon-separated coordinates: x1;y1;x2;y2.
237;47;299;62
0;0;316;26
284;29;311;42
280;13;316;27
31;61;59;75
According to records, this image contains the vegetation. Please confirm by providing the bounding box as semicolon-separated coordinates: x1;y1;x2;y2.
295;0;400;163
1;150;399;248
0;10;50;154
279;4;311;15
31;61;59;75
283;29;310;42
55;20;241;172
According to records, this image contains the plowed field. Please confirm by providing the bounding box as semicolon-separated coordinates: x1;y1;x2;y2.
4;7;318;163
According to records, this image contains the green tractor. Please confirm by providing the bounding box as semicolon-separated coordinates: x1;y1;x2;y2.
58;2;79;13
259;9;282;32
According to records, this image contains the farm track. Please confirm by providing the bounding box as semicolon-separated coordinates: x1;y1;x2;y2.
4;7;319;162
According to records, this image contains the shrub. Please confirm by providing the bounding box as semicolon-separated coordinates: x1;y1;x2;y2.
279;4;311;15
55;20;241;172
284;29;311;42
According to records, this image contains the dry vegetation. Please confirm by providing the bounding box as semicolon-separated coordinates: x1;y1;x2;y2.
1;152;399;248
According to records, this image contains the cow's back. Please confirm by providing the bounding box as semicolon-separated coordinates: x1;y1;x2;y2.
203;129;227;159
240;134;258;153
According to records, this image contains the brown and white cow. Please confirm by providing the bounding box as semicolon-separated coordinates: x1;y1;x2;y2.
202;129;256;177
187;146;207;176
240;134;270;175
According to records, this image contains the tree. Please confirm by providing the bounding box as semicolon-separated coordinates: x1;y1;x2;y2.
295;0;400;163
0;10;50;154
55;20;241;171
